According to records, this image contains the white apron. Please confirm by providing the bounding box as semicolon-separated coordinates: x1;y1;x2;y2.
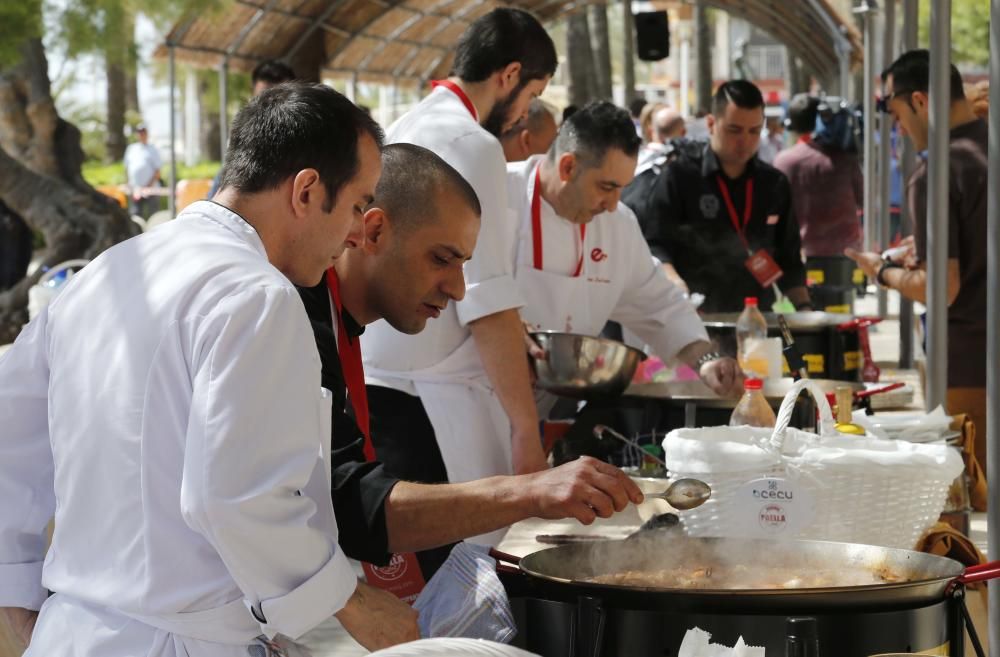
367;339;511;547
24;391;337;657
516;167;623;417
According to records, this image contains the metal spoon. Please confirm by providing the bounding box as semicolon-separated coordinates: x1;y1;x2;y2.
592;424;712;510
643;478;712;510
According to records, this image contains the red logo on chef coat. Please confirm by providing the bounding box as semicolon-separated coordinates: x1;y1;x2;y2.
366;553;408;581
590;248;608;262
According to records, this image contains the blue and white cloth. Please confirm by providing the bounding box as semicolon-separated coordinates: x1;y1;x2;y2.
412;543;516;643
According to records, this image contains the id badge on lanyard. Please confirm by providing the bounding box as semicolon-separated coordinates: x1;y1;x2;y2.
717;175;783;288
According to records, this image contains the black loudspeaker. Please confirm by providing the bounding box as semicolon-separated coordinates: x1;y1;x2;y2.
634;11;670;61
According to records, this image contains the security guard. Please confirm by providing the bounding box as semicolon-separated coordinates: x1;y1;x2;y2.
627;80;811;313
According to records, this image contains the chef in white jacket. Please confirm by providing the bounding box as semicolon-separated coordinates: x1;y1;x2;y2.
0;84;418;656
506;101;743;412
361;9;558;557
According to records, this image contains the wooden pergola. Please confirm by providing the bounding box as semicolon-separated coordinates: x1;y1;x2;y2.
155;0;862;89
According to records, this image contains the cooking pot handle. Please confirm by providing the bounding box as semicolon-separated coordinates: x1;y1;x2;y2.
766;379;837;452
836;317;882;331
954;559;1000;586
488;548;522;575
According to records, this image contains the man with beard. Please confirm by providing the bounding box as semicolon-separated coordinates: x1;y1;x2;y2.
361;8;558;548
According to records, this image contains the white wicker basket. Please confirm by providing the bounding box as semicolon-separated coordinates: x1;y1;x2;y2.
662;379;965;549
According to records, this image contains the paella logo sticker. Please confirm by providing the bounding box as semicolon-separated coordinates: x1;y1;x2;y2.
733;477;815;537
759;504;787;530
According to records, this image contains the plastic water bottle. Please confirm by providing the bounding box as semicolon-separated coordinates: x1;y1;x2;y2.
729;378;776;427
736;297;769;378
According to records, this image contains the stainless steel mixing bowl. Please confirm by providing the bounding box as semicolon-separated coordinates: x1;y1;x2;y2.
530;331;646;400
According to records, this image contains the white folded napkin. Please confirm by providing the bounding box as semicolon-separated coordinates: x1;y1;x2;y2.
678;627;766;657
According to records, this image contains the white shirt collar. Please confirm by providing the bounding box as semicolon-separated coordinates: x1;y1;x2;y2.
179;200;268;258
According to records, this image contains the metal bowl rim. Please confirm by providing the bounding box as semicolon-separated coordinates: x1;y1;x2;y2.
529;330;649;361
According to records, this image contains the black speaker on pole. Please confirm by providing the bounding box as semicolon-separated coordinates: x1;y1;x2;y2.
634;11;671;61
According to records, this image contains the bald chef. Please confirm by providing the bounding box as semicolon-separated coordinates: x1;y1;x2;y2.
507;101;743;417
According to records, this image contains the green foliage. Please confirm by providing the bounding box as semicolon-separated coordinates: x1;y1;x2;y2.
0;0;42;67
919;0;990;68
83;160;223;186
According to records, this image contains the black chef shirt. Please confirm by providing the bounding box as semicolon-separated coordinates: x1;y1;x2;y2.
297;281;399;566
632;143;806;313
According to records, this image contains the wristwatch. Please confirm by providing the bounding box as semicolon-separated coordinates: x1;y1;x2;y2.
695;351;723;369
876;260;903;288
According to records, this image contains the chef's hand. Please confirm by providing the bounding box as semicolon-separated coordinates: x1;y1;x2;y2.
844;247;883;282
521;321;545;387
526;456;644;525
0;607;38;648
699;357;743;397
335;581;420;650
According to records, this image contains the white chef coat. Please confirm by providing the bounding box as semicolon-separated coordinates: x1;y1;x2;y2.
0;201;357;656
361;86;526;514
363;85;524;386
506;156;708;374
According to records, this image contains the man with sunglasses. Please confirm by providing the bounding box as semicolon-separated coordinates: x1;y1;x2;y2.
846;50;988;482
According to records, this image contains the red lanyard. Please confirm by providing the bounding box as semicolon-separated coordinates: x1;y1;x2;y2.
325;267;375;462
430;80;478;122
716;175;754;251
531;166;586;277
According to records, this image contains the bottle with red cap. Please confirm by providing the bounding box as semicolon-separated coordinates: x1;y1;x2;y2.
729;378;777;427
736;296;769;378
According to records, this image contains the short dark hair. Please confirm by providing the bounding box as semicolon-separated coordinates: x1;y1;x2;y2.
374;143;481;233
451;8;557;84
712;80;765;116
251;59;296;86
628;97;648;118
881;49;965;102
551;100;641;169
785;93;820;133
219;83;384;211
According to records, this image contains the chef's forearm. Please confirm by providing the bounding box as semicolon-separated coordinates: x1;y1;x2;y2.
468;308;541;442
383;477;532;553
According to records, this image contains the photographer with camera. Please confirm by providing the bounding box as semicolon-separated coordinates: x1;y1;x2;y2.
773;93;863;259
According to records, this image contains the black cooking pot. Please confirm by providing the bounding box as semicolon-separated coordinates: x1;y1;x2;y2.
495;534;999;657
701;312;865;381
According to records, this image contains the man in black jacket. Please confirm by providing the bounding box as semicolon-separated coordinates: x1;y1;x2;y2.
297;143;643;581
626;80;811;313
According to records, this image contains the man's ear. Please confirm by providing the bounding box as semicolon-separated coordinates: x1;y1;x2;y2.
706;113;717;135
290;169;322;217
497;61;522;92
557;152;577;182
519;129;532;157
910;91;929;113
362;206;389;253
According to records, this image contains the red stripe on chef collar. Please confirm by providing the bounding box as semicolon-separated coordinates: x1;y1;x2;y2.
430;80;479;122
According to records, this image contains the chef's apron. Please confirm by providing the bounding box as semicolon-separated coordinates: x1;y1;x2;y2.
515;166;621;418
24;391;336;657
366;339;512;547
